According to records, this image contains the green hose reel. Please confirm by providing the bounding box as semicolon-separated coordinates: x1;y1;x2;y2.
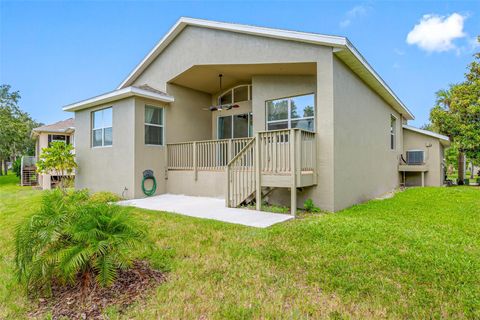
142;170;157;196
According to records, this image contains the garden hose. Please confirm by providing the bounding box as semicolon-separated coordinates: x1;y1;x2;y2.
141;175;157;196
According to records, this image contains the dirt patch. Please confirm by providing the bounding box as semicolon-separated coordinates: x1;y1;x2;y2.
29;260;166;319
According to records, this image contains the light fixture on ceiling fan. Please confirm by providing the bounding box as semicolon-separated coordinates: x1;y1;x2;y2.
203;74;240;112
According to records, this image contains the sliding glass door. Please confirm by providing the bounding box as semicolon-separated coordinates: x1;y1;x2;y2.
217;113;253;139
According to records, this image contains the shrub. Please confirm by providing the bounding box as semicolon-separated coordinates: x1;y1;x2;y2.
303;198;320;213
36;142;77;194
90;191;122;203
15;189;145;293
12;158;21;177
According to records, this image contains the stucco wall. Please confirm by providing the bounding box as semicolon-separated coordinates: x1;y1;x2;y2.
167;171;226;198
165;84;212;143
402;129;443;186
130;25;336;210
132;88;211;198
132;26;327;91
332;57;403;211
74;98;136;198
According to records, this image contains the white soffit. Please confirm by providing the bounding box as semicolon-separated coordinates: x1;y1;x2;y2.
63;86;174;112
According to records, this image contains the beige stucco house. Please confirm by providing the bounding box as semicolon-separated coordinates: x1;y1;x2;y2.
63;18;449;213
29;118;75;189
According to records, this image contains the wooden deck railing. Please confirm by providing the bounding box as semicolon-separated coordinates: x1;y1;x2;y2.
167;142;194;170
300;130;316;172
167;137;253;172
167;130;316;213
259;129;292;174
226;139;256;207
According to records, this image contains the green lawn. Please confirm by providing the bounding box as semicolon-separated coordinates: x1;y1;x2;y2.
1;173;479;319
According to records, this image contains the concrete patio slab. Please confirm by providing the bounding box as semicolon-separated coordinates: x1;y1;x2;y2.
117;194;294;228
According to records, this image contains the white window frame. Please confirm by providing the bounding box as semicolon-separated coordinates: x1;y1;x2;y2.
91;107;112;148
49;134;68;144
266;93;315;132
217;112;253;139
390;114;397;151
218;84;252;105
144;105;165;146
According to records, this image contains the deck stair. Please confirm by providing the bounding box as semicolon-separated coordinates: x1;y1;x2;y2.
20;156;38;186
226;129;317;215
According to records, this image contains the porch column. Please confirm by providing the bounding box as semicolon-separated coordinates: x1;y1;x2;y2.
421;171;425;187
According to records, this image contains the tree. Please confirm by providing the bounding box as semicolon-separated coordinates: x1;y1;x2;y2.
0;85;41;175
36;142;77;193
430;37;480;184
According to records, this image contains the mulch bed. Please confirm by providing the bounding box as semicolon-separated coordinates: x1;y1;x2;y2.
29;260;166;319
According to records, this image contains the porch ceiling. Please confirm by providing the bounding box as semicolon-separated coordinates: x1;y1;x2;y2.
169;62;316;94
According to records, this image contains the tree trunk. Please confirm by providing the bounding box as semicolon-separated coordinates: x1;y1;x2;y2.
0;159;3;176
457;152;465;185
3;159;7;175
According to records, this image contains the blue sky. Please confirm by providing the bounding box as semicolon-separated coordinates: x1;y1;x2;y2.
1;1;478;127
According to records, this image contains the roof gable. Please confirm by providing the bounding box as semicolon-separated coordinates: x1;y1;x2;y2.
33;118;75;133
118;17;414;120
403;125;450;146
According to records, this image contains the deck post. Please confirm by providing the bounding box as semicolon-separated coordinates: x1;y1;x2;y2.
193;141;197;181
290;129;297;217
421;171;425;187
255;132;261;211
228;139;233;162
226;164;231;207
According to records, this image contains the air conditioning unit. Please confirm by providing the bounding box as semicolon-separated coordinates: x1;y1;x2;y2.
406;150;424;165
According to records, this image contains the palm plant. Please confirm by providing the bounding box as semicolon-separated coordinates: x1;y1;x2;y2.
60;202;144;287
15;190;145;293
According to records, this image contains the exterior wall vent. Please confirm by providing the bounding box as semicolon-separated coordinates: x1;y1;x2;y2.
406;150;424;165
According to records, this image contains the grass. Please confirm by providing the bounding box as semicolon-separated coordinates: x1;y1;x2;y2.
0;172;479;319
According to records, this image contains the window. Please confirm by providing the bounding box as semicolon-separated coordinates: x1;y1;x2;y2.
217;113;253;139
48;134;70;146
145;105;164;145
390;115;396;150
266;94;315;131
92;107;112;147
218;85;251;105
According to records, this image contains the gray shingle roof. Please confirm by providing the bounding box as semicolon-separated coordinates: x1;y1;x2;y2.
33;118;75;133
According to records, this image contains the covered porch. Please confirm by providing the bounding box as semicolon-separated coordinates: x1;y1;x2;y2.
162;62;319;214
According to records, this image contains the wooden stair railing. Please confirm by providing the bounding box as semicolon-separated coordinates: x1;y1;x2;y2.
226;138;256;207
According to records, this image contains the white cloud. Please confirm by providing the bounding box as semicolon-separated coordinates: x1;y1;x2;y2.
394;48;405;56
406;13;466;52
340;5;369;28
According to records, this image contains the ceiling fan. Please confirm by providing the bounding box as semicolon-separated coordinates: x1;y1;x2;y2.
203;74;240;112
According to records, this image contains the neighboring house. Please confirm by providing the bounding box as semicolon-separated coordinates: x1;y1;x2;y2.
28;118;75;189
63;18;449;213
401;125;449;187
